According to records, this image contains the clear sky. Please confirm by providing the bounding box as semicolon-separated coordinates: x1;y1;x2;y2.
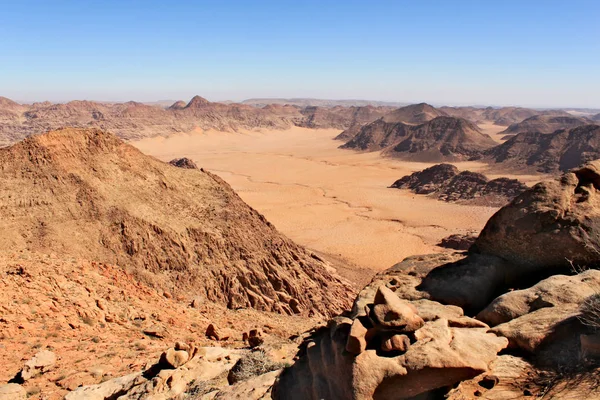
1;0;599;108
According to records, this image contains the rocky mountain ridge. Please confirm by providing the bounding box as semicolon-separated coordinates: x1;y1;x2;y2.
0;128;354;317
499;114;593;139
341;116;498;161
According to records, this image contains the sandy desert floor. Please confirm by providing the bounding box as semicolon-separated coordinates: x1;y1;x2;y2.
134;127;542;285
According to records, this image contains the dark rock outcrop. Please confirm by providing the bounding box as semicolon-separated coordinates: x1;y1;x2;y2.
472;160;600;271
438;233;477;251
484;124;600;173
391;164;528;206
342;116;497;161
169;157;198;169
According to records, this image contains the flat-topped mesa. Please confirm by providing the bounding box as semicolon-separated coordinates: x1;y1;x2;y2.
0;127;354;317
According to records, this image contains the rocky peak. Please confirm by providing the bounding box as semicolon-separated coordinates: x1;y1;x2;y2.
185;95;211;108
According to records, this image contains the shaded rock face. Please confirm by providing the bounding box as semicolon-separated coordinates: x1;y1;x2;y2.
484;124;600;173
273;284;507;400
0;128;354;317
499;115;593;138
473;161;600;272
169;157;198;169
391;164;527;206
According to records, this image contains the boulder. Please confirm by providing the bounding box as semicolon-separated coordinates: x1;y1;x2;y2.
206;323;231;341
380;334;410;353
159;347;190;369
273;305;507;399
447;355;535;399
478;270;600;326
66;347;243;400
20;350;56;381
212;369;281;399
490;305;580;354
473;161;600;272
169;157;198;169
438;233;477;251
248;329;264;348
417;253;511;314
369;286;424;332
345;318;368;355
0;384;26;400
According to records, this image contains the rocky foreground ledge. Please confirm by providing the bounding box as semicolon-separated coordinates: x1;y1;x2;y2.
4;161;600;399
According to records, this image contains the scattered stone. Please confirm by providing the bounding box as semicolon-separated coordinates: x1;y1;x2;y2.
20;350;56;381
380;334;410;353
438;233;477;251
580;333;600;360
174;341;190;352
345;318;368;354
0;383;26;400
190;296;202;308
143;324;167;338
206;323;230;341
248;329;264;348
159;347;189;369
169;157;198;169
370;286;424;332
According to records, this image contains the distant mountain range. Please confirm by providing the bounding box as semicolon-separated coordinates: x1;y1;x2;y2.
2;95;600;173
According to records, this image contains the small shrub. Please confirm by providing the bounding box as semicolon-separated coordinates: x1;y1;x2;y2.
227;350;284;385
580;293;600;330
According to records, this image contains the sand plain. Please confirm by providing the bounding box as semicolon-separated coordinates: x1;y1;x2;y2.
133;127;542;285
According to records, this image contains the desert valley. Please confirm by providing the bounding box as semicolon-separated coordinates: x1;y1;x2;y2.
0;92;600;400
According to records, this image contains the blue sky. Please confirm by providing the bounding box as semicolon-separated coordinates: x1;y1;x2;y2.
1;0;599;107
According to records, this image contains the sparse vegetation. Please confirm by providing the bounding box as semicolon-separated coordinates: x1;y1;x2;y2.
580;293;600;331
227;350;285;385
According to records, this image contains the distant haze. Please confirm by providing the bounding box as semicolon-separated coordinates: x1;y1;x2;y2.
1;1;599;108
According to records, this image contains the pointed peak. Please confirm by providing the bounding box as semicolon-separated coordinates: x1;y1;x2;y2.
185;95;210;108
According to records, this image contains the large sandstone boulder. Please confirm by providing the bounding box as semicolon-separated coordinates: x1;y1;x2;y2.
66;347;243;400
20;350;56;381
473;161;600;271
0;384;26;400
478;270;600;326
272;285;507;400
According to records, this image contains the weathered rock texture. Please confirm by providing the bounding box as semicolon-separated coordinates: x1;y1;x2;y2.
272;285;507;400
0;128;353;316
391;164;527;206
342;116;497;161
473;161;600;271
0;96;392;147
168;157;198;169
484;124;600;172
499;115;593;139
438;233;477;251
